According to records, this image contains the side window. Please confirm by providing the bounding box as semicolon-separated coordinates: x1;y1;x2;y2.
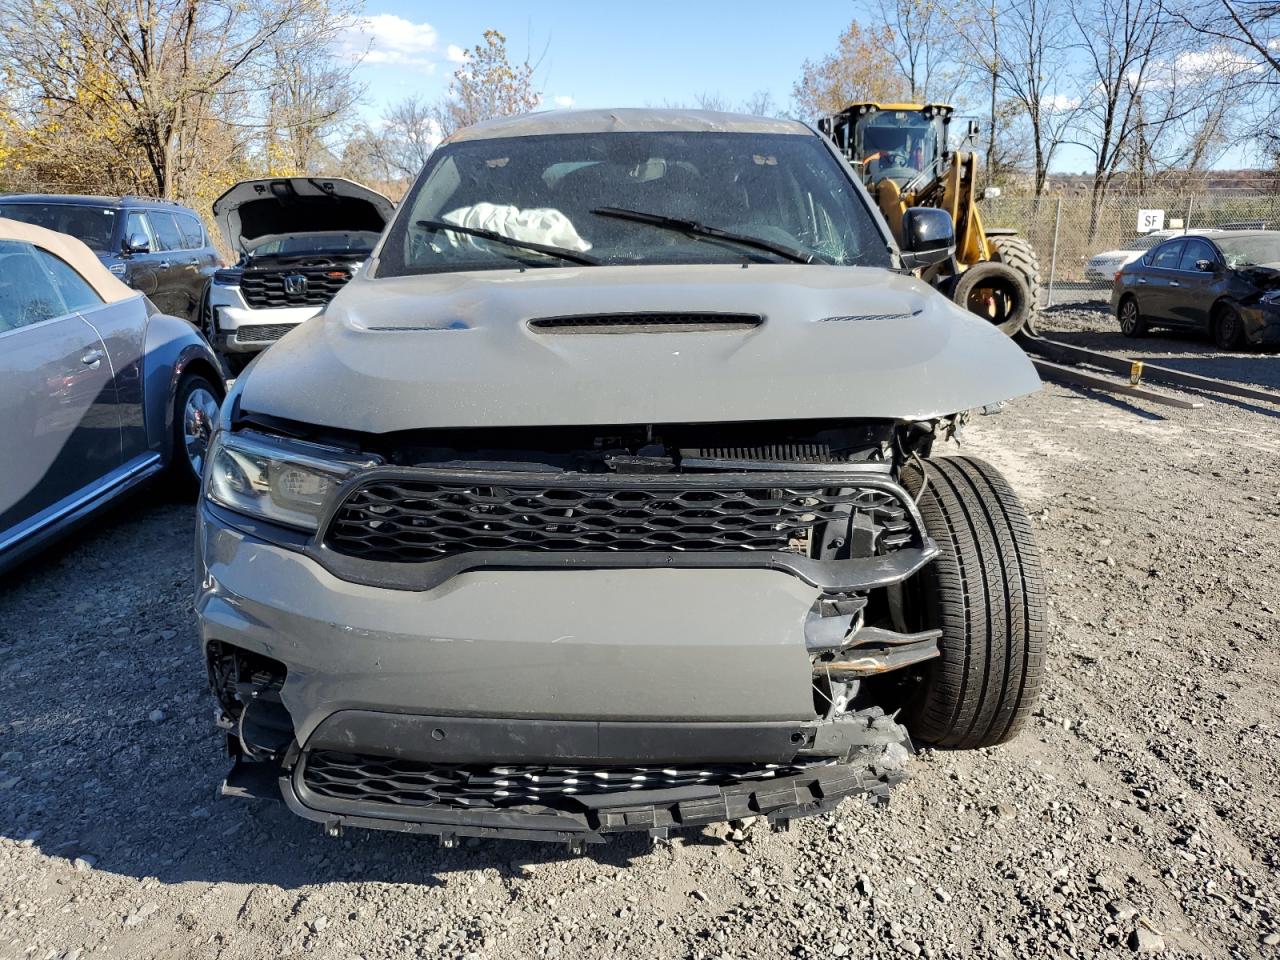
0;240;68;333
1149;240;1184;270
149;211;186;251
1178;239;1215;272
125;211;155;251
33;248;105;313
177;213;206;249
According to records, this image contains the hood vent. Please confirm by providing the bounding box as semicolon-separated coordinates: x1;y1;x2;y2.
528;312;762;334
819;309;922;323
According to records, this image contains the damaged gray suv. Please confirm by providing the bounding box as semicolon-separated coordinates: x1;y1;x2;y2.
196;109;1046;848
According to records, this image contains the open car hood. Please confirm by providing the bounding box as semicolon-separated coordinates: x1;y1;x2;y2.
239;263;1042;432
212;177;394;255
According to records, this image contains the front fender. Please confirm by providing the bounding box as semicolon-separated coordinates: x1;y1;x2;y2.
142;309;224;464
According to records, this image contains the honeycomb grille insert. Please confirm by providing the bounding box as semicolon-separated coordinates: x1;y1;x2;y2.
322;472;913;563
302;751;830;810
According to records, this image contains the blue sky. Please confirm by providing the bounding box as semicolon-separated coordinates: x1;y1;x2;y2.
340;2;860;122
338;1;1253;174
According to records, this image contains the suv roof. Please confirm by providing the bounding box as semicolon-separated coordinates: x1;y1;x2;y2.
0;193;187;208
445;108;811;143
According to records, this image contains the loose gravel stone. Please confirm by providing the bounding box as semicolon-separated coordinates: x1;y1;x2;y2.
0;304;1277;959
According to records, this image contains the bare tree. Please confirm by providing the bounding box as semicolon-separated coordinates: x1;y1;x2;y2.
0;0;358;197
1161;0;1280;156
865;0;950;101
1065;0;1169;236
998;0;1078;198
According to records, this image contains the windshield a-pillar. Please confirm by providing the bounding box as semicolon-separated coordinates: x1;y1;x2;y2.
857;115;939;186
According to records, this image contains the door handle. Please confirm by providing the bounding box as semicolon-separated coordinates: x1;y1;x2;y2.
157;260;171;269
1137;278;1147;284
81;349;104;367
1169;281;1180;287
184;258;199;266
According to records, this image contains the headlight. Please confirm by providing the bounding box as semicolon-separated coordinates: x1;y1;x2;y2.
1261;290;1280;304
204;430;376;531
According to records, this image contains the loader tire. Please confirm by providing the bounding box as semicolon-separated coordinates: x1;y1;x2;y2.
951;261;1031;337
989;234;1042;336
899;456;1047;749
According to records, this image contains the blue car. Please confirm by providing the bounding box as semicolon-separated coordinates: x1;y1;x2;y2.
0;217;224;574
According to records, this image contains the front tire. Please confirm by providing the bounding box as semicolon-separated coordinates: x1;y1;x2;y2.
165;371;223;498
1212;303;1246;350
1118;295;1148;338
900;456;1047;749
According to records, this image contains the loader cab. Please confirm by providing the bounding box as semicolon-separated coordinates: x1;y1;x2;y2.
820;103;954;189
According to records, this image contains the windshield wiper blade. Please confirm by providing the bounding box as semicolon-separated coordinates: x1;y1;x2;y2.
591;207;821;264
415;219;600;266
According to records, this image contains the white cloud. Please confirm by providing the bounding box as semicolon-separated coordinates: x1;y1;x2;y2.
338;14;440;69
1041;93;1080;114
446;43;467;63
553;95;575;108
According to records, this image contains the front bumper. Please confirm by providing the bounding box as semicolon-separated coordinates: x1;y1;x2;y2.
1241;304;1280;345
207;284;321;353
196;469;931;841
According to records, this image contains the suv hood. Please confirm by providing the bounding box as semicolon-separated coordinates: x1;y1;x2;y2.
212;177;394;255
239;264;1040;432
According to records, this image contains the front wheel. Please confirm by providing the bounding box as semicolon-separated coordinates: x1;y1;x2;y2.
1212;303;1246;350
899;456;1047;749
165;371;224;498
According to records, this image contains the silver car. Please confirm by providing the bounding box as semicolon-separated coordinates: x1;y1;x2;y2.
202;178;394;372
197;110;1046;848
0;217;223;574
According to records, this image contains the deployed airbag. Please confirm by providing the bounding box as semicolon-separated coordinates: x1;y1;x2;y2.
441;203;592;253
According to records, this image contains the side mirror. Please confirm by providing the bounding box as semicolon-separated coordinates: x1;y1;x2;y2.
899;207;955;270
123;233;150;255
1195;259;1215;272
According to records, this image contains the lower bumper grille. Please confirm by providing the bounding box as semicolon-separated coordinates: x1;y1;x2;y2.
302;750;830;810
235;322;297;343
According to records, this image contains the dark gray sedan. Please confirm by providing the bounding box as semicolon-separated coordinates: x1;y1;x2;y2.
1111;230;1280;348
0;217;224;574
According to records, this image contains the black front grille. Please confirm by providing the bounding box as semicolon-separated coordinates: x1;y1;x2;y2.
240;265;352;308
322;471;913;563
303;750;829;810
235;323;296;343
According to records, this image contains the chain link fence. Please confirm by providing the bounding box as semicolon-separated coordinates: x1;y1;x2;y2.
984;187;1280;307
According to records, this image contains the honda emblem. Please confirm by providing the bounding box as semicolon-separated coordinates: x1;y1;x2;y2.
283;273;308;296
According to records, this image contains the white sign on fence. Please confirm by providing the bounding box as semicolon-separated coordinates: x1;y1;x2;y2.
1136;209;1165;233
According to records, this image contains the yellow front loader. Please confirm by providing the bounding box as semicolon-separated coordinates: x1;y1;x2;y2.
820;103;1041;336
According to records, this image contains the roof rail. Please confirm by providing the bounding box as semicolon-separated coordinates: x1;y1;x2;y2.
120;195;181;205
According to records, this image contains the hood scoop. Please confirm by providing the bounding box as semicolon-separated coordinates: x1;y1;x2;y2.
528;312;762;334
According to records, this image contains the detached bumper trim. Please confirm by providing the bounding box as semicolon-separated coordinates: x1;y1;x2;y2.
308;541;939;593
305;711;818;764
271;748;907;844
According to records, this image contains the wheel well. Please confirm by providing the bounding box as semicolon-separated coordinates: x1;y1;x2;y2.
1117;292;1137;314
181;358;226;396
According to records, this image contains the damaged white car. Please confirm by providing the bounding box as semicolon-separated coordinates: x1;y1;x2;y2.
197;110;1047;849
201;178;394;371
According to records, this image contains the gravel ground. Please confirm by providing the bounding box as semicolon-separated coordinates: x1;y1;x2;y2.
2;304;1279;960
